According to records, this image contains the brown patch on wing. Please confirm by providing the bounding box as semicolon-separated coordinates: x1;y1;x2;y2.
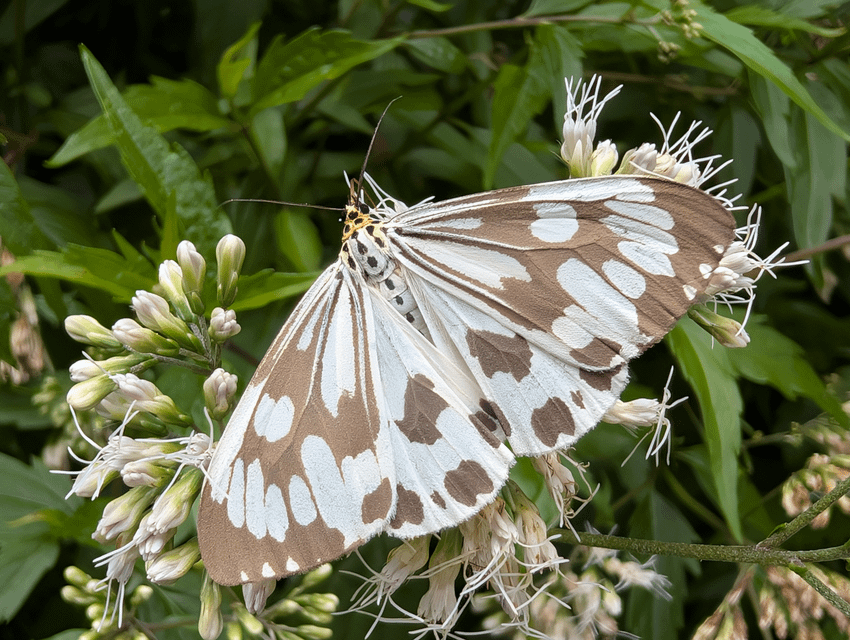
444;460;494;507
389;484;425;529
579;366;621;392
569;336;622;368
361;477;392;524
466;330;532;380
395;374;449;445
430;491;446;509
530;397;575;447
470;399;504;448
571;390;584;408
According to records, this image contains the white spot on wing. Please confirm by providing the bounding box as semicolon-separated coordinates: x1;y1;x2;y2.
262;562;275;578
301;435;382;547
226;458;245;527
288;475;317;525
321;286;356;417
245;459;266;538
618;241;675;276
683;284;697;300
265;483;288;541
286;558;300;572
605;199;675;229
530;215;578;243
602;259;646;299
241;571;249;582
253;394;295;442
554;259;641;351
404;238;531;289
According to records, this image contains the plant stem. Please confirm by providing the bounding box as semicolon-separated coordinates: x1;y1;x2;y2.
553;530;850;565
791;565;850;618
405;13;660;40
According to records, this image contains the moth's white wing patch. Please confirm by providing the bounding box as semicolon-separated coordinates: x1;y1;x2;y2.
368;291;514;537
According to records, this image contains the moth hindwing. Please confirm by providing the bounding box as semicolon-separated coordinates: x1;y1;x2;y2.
197;175;735;585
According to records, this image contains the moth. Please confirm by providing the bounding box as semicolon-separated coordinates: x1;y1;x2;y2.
197;174;735;586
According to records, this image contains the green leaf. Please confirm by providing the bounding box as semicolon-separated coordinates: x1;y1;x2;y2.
48;78;232;168
218;21;261;100
0;535;59;622
252;29;403;114
406;0;453;11
405;38;467;73
0;244;157;301
273;210;323;273
694;3;850;142
667;319;743;541
727;318;850;427
250;107;287;184
523;0;595;16
784;107;841;252
0;161;53;255
486;60;548;188
229;270;319;312
0;454;77;529
749;72;795;168
79;46;233;259
725;5;845;37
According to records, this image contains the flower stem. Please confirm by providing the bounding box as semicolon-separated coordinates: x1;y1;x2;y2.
553;530;850;565
405;13;660;40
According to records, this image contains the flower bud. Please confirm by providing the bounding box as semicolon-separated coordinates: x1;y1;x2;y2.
617;142;657;175
159;260;194;322
121;459;173;487
688;306;751;348
64;565;93;588
216;235;246;308
129;584;154;608
147;467;204;533
209;307;241;342
94;485;158;541
242;578;275;615
146;538;201;584
69;359;104;382
65;315;122;349
178;241;207;314
132;291;201;352
113;373;192;425
204;368;238;419
113;318;181;356
67;374;117;411
590;139;618;176
199;571;224;640
296;625;332;640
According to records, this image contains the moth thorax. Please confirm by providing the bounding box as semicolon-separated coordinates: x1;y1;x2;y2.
343;225;393;281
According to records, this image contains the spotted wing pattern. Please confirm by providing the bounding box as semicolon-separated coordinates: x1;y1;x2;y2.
198;265;513;586
198;174;736;585
387;176;735;455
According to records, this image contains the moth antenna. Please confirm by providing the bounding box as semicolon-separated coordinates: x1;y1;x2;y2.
219;197;342;212
350;97;402;207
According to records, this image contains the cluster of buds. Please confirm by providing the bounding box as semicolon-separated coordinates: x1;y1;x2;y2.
694;565;850;640
472;536;672;639
58;237;248;636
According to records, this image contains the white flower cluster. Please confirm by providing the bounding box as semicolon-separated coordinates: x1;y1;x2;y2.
58;237;247;636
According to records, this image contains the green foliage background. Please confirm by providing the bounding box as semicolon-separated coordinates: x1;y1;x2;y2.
1;0;849;638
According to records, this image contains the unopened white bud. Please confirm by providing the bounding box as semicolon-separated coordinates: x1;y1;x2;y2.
209;307;240;342
204;368;238;419
216;235;246;308
65;315;121;349
159;260;194;321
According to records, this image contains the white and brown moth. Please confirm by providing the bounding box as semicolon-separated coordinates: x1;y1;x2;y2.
197;173;735;586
